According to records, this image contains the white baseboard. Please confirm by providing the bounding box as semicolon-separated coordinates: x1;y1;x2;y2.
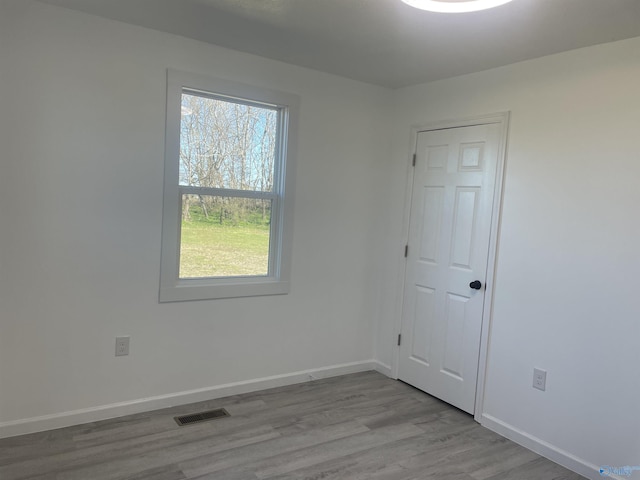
481;414;613;480
372;360;393;378
0;360;377;439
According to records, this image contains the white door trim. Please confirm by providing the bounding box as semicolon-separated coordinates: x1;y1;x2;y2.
391;112;510;421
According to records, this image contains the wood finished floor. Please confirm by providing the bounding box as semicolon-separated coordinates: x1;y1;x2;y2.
0;372;585;480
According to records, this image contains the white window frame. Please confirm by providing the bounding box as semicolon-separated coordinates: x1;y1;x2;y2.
159;69;298;302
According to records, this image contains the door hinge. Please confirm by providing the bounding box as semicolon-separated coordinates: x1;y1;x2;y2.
404;245;408;258
397;334;402;346
412;153;416;167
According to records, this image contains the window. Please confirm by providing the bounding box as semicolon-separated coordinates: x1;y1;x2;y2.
160;70;298;302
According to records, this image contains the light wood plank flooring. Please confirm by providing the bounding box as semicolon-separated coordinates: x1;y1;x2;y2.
0;371;585;480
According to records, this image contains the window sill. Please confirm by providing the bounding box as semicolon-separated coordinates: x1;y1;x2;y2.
159;278;290;302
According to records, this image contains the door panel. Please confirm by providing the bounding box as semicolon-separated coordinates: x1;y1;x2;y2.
418;187;444;263
398;123;501;414
410;286;435;365
442;292;469;380
450;187;479;269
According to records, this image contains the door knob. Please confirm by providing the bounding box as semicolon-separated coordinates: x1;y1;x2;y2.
469;280;482;290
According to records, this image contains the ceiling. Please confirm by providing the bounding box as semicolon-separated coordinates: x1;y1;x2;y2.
39;0;640;88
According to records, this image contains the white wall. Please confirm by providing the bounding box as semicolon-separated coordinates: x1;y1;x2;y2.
0;1;392;429
378;37;640;476
3;1;640;477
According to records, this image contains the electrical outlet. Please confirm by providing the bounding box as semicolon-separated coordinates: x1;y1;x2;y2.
533;368;546;391
115;336;130;356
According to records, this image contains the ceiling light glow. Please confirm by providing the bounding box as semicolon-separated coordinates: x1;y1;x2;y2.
401;0;514;13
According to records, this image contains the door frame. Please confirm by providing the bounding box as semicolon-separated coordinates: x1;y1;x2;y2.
391;112;510;421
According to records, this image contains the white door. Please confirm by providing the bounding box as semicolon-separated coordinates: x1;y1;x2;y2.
398;122;501;414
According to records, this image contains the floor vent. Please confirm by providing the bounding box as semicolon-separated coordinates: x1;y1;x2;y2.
174;408;230;426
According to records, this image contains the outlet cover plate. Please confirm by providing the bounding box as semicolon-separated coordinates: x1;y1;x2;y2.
115;336;130;356
533;368;547;391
